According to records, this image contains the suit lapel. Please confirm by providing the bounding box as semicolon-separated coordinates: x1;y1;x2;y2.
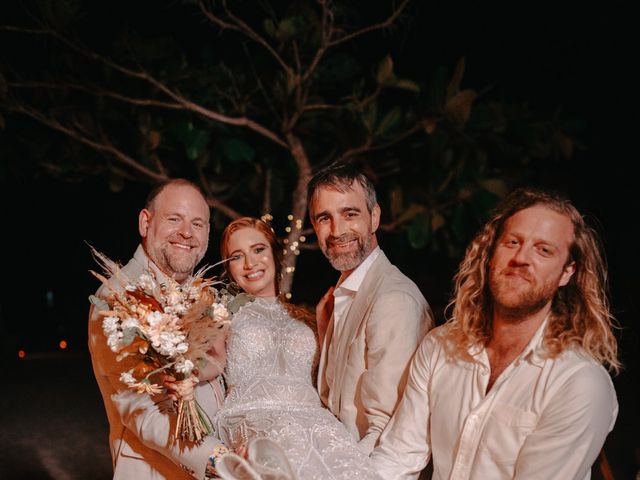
329;252;391;408
317;312;335;405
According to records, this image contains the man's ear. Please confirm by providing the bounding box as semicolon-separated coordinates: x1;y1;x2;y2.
558;261;576;287
371;203;381;232
139;209;151;238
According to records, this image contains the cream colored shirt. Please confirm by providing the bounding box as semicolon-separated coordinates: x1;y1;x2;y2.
371;319;618;480
325;247;381;395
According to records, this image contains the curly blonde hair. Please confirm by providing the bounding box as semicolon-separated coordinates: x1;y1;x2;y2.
220;217;315;331
446;188;620;372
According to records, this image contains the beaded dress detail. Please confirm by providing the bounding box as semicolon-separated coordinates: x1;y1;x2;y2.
216;297;377;479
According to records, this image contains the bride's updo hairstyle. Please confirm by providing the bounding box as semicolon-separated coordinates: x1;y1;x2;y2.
221;217;315;330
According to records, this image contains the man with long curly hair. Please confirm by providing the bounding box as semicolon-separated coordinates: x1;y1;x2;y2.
372;187;619;479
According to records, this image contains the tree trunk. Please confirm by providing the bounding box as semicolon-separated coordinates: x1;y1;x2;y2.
280;132;312;295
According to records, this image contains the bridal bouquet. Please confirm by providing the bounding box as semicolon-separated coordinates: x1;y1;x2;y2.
89;247;248;444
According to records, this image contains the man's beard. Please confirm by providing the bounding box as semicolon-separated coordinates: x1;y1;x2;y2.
158;240;205;277
489;267;559;320
322;232;372;272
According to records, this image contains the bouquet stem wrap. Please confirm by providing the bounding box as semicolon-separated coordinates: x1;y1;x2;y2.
173;377;214;443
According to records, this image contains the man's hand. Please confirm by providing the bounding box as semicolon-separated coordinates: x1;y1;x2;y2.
163;374;198;402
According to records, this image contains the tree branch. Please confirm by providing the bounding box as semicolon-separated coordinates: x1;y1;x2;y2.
196;164;243;220
8;103;167;181
198;0;291;75
8;80;183;109
34;26;289;148
300;0;331;83
337;123;422;163
328;0;410;47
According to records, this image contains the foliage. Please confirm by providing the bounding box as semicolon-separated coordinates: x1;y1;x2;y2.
0;0;578;290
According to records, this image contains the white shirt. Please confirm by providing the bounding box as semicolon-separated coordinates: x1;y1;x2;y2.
332;246;381;331
324;247;381;406
371;319;618;480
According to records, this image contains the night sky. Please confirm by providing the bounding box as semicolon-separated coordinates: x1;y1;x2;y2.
1;1;637;478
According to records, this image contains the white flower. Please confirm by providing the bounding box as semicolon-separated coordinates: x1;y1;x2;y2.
175;359;194;374
120;370;137;386
102;316;120;334
146;311;164;327
138;273;156;291
122;317;140;329
212;303;230;322
107;332;122;352
165;290;183;306
175;342;189;354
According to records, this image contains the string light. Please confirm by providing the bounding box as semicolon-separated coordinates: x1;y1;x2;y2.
299;236;306;242
285;226;291;232
285;293;292;299
287;214;294;220
18;350;26;359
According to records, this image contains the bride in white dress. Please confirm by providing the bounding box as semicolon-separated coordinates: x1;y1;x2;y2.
214;217;378;480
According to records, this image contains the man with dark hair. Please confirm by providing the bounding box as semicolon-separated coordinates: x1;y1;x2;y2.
372;187;619;479
89;179;227;479
308;163;434;454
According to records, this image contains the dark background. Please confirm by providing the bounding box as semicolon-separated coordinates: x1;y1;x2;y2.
1;2;637;479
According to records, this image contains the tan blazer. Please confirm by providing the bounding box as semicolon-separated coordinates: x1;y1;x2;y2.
89;245;224;479
317;251;433;454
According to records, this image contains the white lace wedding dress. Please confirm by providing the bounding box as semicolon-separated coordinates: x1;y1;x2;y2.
215;297;378;479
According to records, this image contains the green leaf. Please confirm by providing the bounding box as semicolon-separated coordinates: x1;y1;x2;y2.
276;17;306;41
377;55;394;85
375;107;402;137
263;19;276;38
109;176;125;193
227;292;255;314
121;327;139;347
431;212;445;232
447;57;466;99
469;189;501;221
467;102;506;132
186;129;210;161
88;295;109;311
451;203;467;242
390;78;420;93
444;89;478;126
361;102;378;133
408;212;430;249
217;137;256;165
480;178;508;198
427;66;449;110
316;53;360;84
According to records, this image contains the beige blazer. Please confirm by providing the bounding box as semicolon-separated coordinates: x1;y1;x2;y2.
317;251;433;454
89;245;224;480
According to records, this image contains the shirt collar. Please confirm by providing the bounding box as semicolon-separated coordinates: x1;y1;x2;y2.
133;244;170;284
335;246;381;295
470;313;550;367
523;314;550;367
